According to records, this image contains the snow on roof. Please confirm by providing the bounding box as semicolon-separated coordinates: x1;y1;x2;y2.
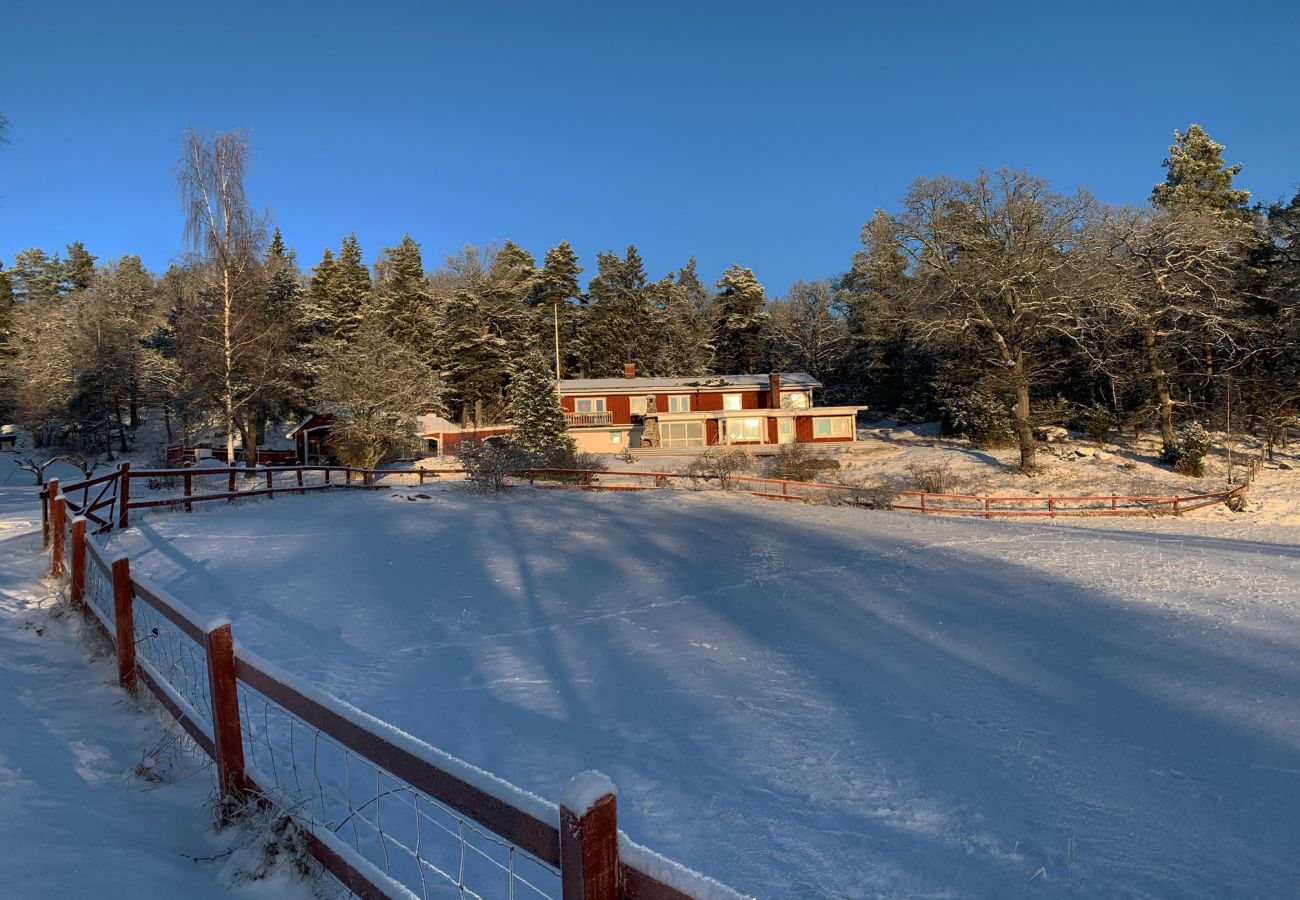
559;372;821;393
416;414;514;436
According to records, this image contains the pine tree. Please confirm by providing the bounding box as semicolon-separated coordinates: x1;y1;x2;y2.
1151;124;1250;217
506;351;575;464
712;264;769;373
8;248;65;303
838;209;915;406
651;261;716;375
63;241;97;292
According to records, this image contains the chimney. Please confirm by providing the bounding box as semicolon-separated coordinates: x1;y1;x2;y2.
769;372;781;409
624;363;637;379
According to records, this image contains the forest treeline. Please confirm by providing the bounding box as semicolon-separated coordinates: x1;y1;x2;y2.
0;124;1296;471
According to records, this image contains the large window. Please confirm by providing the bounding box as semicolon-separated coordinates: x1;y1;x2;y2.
574;398;606;414
777;419;794;443
783;391;810;409
630;395;648;415
722;393;743;411
727;417;765;442
667;395;690;413
813;417;852;438
661;421;704;448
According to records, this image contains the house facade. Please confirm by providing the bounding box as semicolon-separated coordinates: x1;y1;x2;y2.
559;369;865;453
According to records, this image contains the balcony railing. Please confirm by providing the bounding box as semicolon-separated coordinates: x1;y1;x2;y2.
565;411;615;426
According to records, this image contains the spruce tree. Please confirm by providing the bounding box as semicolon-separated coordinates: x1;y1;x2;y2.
265;229;305;315
373;234;430;337
63;241;97;292
506;350;575;464
574;246;656;376
712;264;769;373
8;248;65;303
333;233;371;339
1151;124;1250;217
531;241;584;378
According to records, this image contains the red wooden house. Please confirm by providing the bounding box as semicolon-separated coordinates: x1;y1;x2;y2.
558;368;865;453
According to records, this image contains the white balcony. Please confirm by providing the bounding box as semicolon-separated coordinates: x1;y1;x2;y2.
565;411;615;426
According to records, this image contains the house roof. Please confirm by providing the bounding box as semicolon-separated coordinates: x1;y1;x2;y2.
558;372;822;394
416;414;514;436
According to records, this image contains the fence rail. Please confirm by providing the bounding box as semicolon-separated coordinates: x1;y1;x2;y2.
520;468;1248;518
42;479;748;900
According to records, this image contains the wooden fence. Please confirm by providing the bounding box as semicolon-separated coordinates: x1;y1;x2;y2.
43;476;747;900
521;468;1248;518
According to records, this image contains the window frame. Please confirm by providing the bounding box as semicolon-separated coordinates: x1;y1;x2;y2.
661;421;705;448
813;416;852;438
666;394;690;413
728;417;765;443
722;393;744;411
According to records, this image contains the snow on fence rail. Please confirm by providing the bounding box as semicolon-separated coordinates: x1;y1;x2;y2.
42;479;751;900
519;468;1248;517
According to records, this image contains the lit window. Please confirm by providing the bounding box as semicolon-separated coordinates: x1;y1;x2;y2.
609;431;622;444
783;391;809;409
778;419;794;442
723;393;743;411
630;395;648;415
728;418;764;442
667;395;690;413
574;398;606;414
813;417;852;438
662;421;705;448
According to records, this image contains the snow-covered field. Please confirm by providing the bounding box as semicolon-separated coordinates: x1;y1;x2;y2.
86;480;1300;898
0;460;326;899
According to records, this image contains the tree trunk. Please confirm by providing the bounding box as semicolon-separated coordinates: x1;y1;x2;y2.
1143;327;1177;447
1013;375;1036;472
240;418;258;468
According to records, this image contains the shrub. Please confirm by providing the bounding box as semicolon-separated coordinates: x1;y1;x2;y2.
459;438;533;493
1080;403;1115;445
765;443;838;483
941;390;1016;448
1172;422;1212;477
686;446;754;490
824;474;898;509
904;460;958;494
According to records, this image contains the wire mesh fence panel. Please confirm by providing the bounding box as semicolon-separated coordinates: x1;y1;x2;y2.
237;682;560;900
83;549;116;635
132;601;214;726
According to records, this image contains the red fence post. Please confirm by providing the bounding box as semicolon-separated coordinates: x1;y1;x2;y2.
1173;497;1181;516
1048;497;1056;518
1111;494;1118;511
50;485;66;579
560;773;620;900
919;493;927;513
111;557;137;691
297;468;304;493
117;463;131;530
983;496;992;520
324;467;331;487
205;622;248;811
41;486;50;548
70;518;87;610
184;470;193;513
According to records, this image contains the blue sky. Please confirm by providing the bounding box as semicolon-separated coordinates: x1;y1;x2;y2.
1;0;1297;295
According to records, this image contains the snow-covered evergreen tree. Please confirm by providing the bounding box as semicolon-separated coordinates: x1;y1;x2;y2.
712;264;769;373
1151;124;1250;217
506;351;575;464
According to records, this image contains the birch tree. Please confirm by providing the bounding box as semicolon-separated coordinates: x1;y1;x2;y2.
176;130;279;464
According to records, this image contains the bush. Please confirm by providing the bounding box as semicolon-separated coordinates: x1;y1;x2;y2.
941;390;1016;448
459;438;533;493
824;474;898;509
1169;422;1212;477
765;443;839;483
904;460;958;494
686;446;753;490
1080;403;1116;445
543;450;610;485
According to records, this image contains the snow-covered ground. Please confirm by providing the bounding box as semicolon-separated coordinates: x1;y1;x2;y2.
0;458;327;899
85;479;1300;899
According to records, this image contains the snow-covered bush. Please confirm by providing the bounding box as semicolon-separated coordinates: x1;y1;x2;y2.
904;461;958;494
459;438;532;493
765;443;838;483
686;446;753;490
1164;421;1212;477
941;390;1016;448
